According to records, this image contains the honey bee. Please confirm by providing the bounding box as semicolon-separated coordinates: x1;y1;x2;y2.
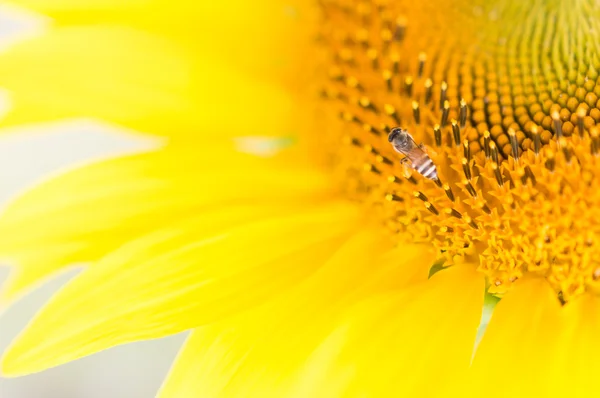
388;127;439;181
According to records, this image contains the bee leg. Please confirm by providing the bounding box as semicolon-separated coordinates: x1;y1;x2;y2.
400;157;413;178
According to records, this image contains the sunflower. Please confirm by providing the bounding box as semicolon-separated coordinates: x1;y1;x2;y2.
1;0;600;396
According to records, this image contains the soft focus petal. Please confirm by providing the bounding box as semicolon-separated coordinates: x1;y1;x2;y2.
213;240;437;397
7;0;316;87
461;277;563;398
374;244;437;287
546;295;600;396
292;265;485;397
0;146;332;301
157;230;382;398
158;324;252;398
1;202;359;375
159;233;435;397
0;26;296;137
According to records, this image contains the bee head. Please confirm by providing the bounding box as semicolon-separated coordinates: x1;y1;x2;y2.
387;128;400;142
388;127;410;150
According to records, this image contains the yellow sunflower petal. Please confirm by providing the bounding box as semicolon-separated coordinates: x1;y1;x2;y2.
0;147;331;301
7;0;316;87
156;231;375;398
372;243;437;288
462;277;563;398
0;25;295;137
1;202;359;376
291;265;485;397
543;294;600;396
158;232;434;397
157;324;253;398
159;318;333;398
204;236;420;397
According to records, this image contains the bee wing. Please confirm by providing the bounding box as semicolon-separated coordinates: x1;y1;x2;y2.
417;142;431;154
405;134;419;150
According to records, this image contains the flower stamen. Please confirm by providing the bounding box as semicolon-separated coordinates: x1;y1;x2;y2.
318;0;600;301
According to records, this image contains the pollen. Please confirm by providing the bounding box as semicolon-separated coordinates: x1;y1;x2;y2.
318;0;600;301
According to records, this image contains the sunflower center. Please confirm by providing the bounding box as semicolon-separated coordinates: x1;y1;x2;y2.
317;0;600;301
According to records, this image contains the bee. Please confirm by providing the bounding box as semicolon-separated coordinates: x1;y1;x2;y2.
388;127;439;181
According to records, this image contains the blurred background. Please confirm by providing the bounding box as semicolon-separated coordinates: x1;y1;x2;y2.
0;6;185;398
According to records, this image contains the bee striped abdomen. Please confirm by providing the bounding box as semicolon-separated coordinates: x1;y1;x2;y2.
414;154;438;180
